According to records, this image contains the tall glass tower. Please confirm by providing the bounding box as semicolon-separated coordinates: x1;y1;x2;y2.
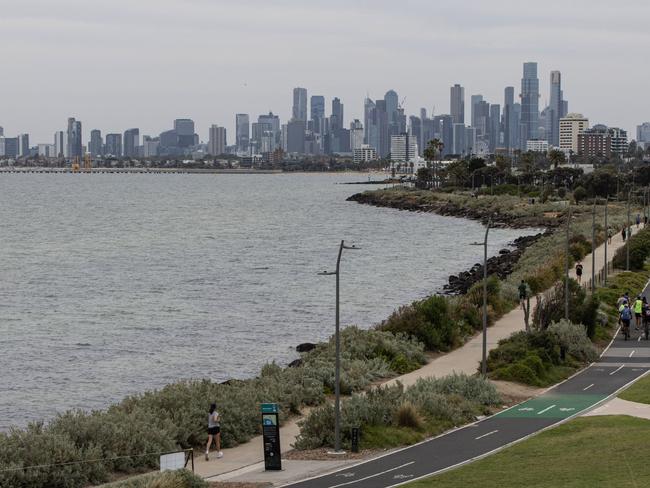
520;62;540;143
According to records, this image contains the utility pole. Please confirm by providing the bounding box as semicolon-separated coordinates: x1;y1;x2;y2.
591;201;596;293
565;205;571;320
482;217;491;377
627;191;631;271
604;197;608;284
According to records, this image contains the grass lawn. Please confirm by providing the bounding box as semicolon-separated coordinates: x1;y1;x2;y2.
406;416;650;488
619;374;650;404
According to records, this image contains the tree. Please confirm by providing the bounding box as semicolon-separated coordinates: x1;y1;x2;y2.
573;186;587;203
548;149;566;169
423;139;444;189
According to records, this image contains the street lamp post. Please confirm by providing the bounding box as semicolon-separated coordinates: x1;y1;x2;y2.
604;197;608;284
591;201;596;293
565;205;571;320
471;216;492;377
627;191;631;271
318;240;359;454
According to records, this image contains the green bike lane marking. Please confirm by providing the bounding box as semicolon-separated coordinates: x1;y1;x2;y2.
496;393;607;419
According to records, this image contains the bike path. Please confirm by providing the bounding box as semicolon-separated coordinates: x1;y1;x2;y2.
283;327;650;488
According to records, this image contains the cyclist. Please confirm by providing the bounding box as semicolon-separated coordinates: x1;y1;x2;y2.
635;295;644;330
643;297;650;340
620;301;633;340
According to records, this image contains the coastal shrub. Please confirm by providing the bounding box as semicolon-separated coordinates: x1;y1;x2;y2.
487;320;595;387
613;227;650;270
379;296;459;352
569;234;592;261
533;278;598;332
295;374;500;450
104;470;208;488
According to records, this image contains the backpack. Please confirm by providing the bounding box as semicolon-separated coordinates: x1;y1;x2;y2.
621;307;632;321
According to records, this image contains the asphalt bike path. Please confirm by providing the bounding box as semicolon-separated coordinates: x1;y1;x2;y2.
282;286;650;488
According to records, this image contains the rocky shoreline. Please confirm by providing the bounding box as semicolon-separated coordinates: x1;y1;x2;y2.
443;233;545;295
346;191;560;229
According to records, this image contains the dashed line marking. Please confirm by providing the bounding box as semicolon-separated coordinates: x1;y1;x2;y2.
630;350;636;358
475;430;498;440
583;384;594;391
638;336;642;342
610;365;625;375
328;462;415;488
537;405;556;415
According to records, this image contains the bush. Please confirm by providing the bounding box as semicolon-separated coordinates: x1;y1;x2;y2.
394;403;424;430
613;227;650;270
548;319;598;363
105;470;208;488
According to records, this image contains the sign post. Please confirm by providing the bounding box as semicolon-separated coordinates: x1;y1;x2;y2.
261;403;282;471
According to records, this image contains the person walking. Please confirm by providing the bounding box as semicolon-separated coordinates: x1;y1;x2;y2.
575;262;583;284
607;226;613;244
518;280;528;309
622;227;627;242
205;403;223;461
635;295;644;330
637;213;641;229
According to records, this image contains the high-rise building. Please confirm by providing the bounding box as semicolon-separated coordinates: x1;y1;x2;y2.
503;86;518;152
390;133;419;162
450;84;465;124
364;98;378;150
292;87;308;122
520;62;540;144
384;90;399;135
54;131;65;157
173;119;195;148
409;116;422;155
105;133;123;157
470;95;484;129
235;114;250;153
578;127;610;158
310;95;325;133
286;119;306;154
143;136;159;157
489;104;501;152
559;113;589;153
123;128;140;157
453;123;466;155
208;125;227;155
548;70;563;147
66;117;82;159
19;134;29;157
637;123;650;145
375;99;390;158
0;126;3;136
331;97;343;132
89;130;103;156
433;115;454;156
1;137;19;157
609;127;628;155
350;119;364;151
258;112;280;150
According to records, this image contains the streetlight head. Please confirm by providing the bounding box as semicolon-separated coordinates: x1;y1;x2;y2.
469;242;483;246
342;244;360;250
318;270;336;276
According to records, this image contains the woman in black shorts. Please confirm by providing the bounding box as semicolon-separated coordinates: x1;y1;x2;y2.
205;403;223;460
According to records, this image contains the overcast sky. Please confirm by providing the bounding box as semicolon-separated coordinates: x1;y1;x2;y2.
2;0;649;143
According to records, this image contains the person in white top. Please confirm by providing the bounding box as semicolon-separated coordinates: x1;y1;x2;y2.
205;403;223;460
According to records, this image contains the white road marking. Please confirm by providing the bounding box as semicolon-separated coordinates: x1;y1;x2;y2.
328;462;415;488
638;336;642;342
610;365;625;375
537;405;556;415
630;350;636;358
475;430;498;440
518;407;534;412
336;473;355;478
583;384;594;391
393;474;413;480
559;408;576;412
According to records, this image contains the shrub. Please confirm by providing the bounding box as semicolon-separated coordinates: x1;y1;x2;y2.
548;319;598;363
613;227;650;270
394;403;424;430
104;470;208;488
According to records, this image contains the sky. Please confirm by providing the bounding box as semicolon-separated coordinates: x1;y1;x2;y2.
1;0;649;143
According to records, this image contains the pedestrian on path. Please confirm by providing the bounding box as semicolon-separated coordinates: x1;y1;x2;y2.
637;214;641;228
622;227;627;241
635;295;643;330
607;226;613;244
621;301;633;340
518;280;528;309
575;262;583;284
205;403;223;461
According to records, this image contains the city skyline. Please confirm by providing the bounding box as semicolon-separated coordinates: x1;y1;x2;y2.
2;0;649;142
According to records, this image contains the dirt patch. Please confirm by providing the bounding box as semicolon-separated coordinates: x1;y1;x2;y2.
283;447;386;461
492;380;544;406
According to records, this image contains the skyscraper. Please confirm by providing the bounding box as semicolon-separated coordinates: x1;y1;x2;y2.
350;119;364;151
331;97;344;132
208;125;227;155
123;128;140;157
292;87;308;122
66;117;82;159
520;62;540;143
503;86;519;152
54;131;65;157
286;119;306;153
89;129;103;156
19;134;29;157
173;119;195;148
548;70;563;147
450;84;465;124
364;98;379;152
105;133;123;157
470;95;484;129
384;90;399;135
310;95;325;132
489;104;501;152
235;114;250;153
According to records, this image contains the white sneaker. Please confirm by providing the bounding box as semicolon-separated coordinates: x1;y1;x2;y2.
205;451;209;461
216;451;223;459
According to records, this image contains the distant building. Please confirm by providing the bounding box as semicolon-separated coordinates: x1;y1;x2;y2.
353;145;377;164
0;137;19;157
18;134;29;157
637;122;650;146
526;139;549;152
89;130;103;156
520;62;540;144
609;127;628;155
547;70;566;147
390;133;419;162
350;119;364;151
235;114;250;153
208;125;227;155
123;128;140;157
453;123;466;155
310;96;325;133
286;119;306;154
174;119;195;148
450;84;465;124
559;113;589;153
67;117;82;158
105;133;123;157
54;131;65;157
578;127;610;158
142;136;159;157
38;143;57;158
292;87;308;122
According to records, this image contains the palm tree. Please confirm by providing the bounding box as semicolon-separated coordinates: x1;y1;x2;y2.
423;139;444;189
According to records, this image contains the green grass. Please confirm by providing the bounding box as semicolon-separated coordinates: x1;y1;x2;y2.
407;416;650;488
360;419;454;450
619;374;650;404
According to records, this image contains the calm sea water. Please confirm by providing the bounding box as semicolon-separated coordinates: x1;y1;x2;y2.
0;173;535;429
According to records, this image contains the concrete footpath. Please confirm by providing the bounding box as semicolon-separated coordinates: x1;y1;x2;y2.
198;221;642;485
